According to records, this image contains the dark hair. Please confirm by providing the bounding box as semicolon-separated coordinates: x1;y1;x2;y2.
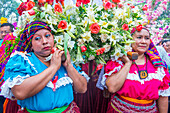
0;23;14;32
162;39;170;45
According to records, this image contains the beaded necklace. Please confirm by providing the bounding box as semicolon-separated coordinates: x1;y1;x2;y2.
133;56;148;79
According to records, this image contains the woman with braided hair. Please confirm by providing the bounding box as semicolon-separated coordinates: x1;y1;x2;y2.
0;21;87;113
98;25;170;113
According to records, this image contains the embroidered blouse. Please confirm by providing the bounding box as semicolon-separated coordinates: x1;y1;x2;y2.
99;58;170;100
1;51;88;111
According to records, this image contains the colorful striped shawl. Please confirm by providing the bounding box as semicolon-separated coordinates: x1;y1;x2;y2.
0;21;51;87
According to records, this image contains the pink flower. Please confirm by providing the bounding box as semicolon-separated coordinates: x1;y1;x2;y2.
142;5;148;11
104;1;112;10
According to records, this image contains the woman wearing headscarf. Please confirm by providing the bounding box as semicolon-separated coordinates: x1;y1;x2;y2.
0;21;87;113
99;25;170;112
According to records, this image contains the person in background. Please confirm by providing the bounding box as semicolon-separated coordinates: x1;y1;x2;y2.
0;22;14;113
162;39;170;56
0;23;14;46
99;26;170;112
0;21;87;113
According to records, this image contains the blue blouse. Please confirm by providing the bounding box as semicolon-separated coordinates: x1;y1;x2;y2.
4;52;74;111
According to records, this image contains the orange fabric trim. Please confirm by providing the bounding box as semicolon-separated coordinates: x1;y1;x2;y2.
3;98;9;113
120;95;153;104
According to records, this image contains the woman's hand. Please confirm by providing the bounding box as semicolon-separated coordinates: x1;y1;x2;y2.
62;50;72;68
50;47;64;70
120;55;132;64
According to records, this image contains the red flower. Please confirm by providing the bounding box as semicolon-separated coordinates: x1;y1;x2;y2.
56;0;65;6
90;23;101;34
142;5;148;11
46;0;54;5
96;64;103;71
38;0;46;6
76;0;82;7
118;4;123;8
96;48;105;55
54;3;63;13
81;45;87;52
82;0;90;4
100;48;105;54
16;0;35;16
38;0;46;3
136;25;143;31
27;1;35;10
28;9;35;16
58;20;67;29
122;24;129;31
112;0;120;3
104;1;112;10
130;5;135;9
96;49;100;55
131;28;136;34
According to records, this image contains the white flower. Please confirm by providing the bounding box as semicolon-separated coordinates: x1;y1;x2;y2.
103;44;111;53
99;20;108;28
41;4;53;15
77;39;85;46
8;12;17;24
124;43;132;52
102;12;110;20
81;31;93;42
67;36;75;50
67;23;76;33
109;20;118;29
114;8;124;20
13;28;22;37
86;7;97;23
111;47;124;60
64;0;75;13
108;32;121;44
82;17;89;27
88;55;95;60
100;34;108;43
54;35;64;45
45;15;58;25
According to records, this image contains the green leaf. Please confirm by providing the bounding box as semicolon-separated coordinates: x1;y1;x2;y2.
67;30;76;39
64;32;69;59
80;27;85;33
99;29;110;34
98;56;106;64
85;22;89;31
126;35;133;40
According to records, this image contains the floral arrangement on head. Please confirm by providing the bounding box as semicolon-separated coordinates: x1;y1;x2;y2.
9;0;148;67
134;0;169;44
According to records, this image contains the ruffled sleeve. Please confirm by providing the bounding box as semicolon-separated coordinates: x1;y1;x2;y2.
158;67;170;96
96;59;124;90
73;64;90;82
1;51;37;99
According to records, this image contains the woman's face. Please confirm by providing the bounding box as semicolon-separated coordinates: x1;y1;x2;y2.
163;41;170;53
32;29;54;57
131;29;150;55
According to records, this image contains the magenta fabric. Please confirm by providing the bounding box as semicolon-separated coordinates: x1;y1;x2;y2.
104;59;170;100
